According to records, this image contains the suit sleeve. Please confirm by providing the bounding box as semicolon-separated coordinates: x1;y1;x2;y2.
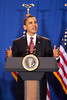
46;40;60;63
46;40;53;57
12;40;17;57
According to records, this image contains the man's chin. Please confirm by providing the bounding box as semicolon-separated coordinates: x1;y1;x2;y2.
27;32;36;36
32;33;36;34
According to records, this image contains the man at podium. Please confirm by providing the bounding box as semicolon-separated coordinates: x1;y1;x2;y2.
6;15;60;100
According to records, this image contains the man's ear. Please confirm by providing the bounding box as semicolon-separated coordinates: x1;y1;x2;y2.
23;25;27;30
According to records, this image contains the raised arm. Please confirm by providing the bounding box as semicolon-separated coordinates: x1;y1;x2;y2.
6;46;12;57
53;45;60;58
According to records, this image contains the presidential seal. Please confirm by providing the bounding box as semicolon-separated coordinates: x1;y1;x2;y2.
22;54;39;71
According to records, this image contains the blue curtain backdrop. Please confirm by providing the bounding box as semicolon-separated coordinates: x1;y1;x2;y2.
0;0;67;100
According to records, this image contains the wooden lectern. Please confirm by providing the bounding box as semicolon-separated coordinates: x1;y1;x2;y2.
5;57;59;100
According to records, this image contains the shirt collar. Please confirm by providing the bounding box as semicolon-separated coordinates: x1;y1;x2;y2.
27;33;36;46
27;33;36;38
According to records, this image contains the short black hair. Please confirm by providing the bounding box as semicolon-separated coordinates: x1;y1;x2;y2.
23;15;34;25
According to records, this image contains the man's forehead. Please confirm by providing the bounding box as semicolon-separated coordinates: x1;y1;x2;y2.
27;17;37;21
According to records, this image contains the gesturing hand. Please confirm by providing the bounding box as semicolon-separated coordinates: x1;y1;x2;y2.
53;45;60;58
6;46;12;57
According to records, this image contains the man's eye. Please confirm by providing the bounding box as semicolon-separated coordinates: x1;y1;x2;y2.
29;22;32;24
35;21;37;23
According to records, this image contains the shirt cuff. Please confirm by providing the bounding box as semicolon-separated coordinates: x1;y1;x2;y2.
56;56;60;60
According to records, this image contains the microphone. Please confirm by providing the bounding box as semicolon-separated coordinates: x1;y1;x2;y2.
26;46;30;54
26;45;38;55
33;46;38;54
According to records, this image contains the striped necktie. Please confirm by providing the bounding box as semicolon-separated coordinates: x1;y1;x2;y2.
29;37;34;53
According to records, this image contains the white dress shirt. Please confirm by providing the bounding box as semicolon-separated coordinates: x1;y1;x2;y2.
27;33;36;46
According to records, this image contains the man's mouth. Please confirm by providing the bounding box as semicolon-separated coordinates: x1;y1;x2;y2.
32;27;37;30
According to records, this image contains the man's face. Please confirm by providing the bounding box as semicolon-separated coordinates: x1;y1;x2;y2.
23;17;38;36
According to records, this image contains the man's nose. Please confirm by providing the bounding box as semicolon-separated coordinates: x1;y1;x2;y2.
32;22;36;26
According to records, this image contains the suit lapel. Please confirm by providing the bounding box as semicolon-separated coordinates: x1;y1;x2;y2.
23;35;27;46
36;35;41;56
36;35;41;45
22;35;27;55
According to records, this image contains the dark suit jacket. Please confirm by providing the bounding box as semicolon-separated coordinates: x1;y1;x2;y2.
12;35;53;100
12;35;53;57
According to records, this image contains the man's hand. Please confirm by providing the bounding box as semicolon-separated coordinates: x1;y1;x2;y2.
53;45;60;58
6;46;12;57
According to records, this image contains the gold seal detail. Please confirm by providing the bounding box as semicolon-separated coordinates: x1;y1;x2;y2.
22;54;39;71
